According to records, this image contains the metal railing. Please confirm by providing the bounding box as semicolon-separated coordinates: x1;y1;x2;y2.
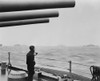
67;60;93;78
0;52;92;77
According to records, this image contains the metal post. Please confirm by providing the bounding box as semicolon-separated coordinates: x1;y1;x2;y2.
69;61;72;73
7;52;12;74
8;52;11;65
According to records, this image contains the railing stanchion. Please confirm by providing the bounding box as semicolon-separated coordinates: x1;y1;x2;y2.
7;52;12;74
8;52;11;65
69;61;72;73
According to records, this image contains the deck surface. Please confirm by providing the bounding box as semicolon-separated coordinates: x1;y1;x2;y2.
0;69;92;81
0;70;37;81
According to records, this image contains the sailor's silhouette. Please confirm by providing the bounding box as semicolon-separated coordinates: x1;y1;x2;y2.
26;45;38;81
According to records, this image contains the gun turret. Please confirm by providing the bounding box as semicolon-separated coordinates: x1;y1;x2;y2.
0;0;75;12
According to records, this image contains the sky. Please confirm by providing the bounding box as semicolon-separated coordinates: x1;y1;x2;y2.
0;0;100;46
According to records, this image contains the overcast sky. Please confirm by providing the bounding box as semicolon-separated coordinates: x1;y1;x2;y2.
0;0;100;46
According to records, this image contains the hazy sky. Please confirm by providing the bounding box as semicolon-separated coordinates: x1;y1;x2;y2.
0;0;100;46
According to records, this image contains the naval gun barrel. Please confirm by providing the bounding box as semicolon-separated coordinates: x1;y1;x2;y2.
0;18;49;27
0;0;75;12
0;11;58;22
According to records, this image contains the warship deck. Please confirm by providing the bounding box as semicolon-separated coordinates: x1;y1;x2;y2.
0;67;92;81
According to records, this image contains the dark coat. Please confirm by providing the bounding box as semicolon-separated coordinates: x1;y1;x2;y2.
26;51;35;66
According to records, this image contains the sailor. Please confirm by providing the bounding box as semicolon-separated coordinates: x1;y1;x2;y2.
26;45;38;81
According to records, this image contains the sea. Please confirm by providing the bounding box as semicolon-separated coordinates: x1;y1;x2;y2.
0;44;100;78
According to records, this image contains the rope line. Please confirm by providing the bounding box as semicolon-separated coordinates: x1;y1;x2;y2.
72;62;90;67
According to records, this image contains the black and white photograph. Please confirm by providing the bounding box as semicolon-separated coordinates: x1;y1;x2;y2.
0;0;100;81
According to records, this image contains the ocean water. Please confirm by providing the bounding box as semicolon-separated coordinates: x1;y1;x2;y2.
0;45;100;78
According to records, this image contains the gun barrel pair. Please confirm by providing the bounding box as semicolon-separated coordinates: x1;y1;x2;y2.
0;11;58;27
